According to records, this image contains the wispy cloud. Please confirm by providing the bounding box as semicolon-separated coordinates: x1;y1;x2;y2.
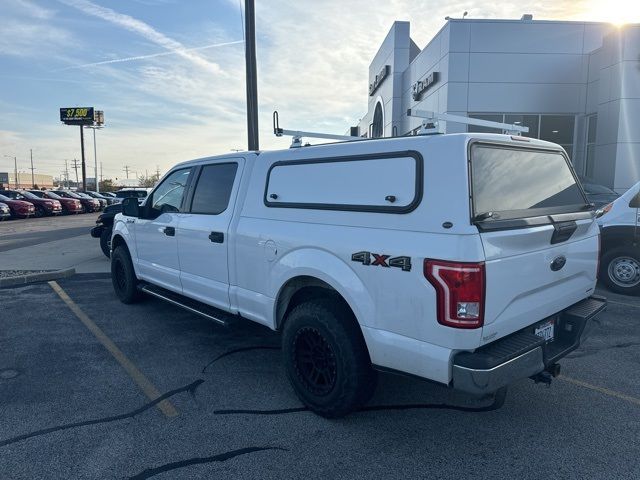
55;40;243;71
59;0;229;75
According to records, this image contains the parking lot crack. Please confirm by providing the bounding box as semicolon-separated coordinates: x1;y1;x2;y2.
201;345;281;374
127;446;288;479
0;379;204;449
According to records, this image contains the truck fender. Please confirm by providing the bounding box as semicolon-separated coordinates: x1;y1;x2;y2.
269;248;374;330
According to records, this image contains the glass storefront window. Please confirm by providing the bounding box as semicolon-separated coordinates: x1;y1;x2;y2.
540;115;575;146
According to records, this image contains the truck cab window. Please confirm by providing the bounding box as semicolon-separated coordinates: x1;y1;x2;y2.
149;168;191;214
190;163;238;215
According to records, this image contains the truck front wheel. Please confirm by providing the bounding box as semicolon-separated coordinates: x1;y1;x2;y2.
282;297;377;418
111;245;141;304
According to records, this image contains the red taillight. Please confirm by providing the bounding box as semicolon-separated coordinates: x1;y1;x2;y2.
424;259;485;329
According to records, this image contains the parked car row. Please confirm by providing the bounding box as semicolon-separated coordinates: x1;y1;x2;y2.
0;189;131;220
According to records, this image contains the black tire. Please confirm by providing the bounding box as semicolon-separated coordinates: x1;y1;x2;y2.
34;206;46;218
282;297;377;418
600;246;640;295
100;228;112;258
111;245;141;303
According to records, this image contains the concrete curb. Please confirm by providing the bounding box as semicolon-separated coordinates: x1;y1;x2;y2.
0;268;76;288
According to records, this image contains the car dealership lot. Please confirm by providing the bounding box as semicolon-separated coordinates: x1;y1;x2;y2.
1;275;639;479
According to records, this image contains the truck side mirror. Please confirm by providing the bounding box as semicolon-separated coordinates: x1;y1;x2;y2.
122;197;140;217
629;192;640;209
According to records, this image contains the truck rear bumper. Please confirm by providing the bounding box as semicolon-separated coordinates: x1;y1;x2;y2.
452;295;607;395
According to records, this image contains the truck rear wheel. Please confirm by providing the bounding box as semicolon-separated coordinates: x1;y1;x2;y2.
601;246;640;295
111;245;141;304
282;297;377;418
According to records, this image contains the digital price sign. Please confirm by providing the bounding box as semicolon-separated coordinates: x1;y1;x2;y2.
60;107;95;125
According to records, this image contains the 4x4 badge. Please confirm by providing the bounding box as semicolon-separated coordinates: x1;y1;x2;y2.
351;251;412;272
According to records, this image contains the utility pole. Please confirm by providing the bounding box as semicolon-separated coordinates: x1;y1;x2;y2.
123;165;130;179
29;149;35;187
72;158;80;186
244;0;259;151
65;159;70;188
80;125;87;191
100;162;103;183
156;165;160;177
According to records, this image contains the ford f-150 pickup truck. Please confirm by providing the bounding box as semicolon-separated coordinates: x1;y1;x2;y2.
111;132;606;417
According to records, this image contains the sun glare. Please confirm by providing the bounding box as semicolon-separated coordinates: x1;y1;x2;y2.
586;0;640;26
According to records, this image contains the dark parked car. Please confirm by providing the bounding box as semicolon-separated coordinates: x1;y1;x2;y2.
86;191;116;205
0;189;62;217
0;193;35;218
76;191;105;210
90;203;122;257
51;190;101;213
578;176;620;208
0;202;10;221
28;190;84;215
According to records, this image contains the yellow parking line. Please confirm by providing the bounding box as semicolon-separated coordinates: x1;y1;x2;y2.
559;375;640;407
48;281;178;418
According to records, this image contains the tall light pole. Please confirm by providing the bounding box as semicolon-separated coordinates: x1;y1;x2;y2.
85;124;103;192
3;154;17;188
245;0;259;150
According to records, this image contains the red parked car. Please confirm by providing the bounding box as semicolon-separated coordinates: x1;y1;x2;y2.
28;190;83;215
0;193;35;218
0;190;62;217
51;190;100;213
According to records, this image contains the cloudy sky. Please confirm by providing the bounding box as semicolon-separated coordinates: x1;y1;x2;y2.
0;0;636;181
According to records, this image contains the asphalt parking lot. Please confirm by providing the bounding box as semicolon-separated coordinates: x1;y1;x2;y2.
1;272;639;479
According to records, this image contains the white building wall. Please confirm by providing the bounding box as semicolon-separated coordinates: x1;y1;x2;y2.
356;19;638;192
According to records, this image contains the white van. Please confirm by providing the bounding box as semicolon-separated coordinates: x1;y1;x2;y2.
111;133;606;417
598;181;640;294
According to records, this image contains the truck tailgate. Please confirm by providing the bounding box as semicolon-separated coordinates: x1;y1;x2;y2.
479;219;598;345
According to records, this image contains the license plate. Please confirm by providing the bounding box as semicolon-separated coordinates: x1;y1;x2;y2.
535;319;555;342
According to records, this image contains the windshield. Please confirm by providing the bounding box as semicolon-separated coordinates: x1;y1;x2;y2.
471;144;587;219
55;191;80;199
44;191;63;200
19;191;39;200
0;191;20;199
116;190;147;198
0;194;11;201
28;190;45;198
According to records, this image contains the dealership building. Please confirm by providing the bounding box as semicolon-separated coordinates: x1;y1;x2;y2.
355;16;640;192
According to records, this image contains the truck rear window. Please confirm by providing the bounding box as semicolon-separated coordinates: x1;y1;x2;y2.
471;144;587;219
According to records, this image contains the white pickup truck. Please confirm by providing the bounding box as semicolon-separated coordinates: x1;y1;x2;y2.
111;133;606;417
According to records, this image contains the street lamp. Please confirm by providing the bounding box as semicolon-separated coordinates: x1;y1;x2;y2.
3;154;17;188
84;124;104;192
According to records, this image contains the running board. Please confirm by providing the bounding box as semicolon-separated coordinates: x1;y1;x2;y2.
139;284;233;327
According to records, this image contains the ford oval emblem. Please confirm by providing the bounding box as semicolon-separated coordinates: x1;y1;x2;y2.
550;255;566;271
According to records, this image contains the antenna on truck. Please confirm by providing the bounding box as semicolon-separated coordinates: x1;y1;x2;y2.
407;109;529;136
273;111;360;148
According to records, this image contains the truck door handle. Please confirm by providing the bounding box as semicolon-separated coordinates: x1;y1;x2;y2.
209;231;224;243
163;226;175;237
